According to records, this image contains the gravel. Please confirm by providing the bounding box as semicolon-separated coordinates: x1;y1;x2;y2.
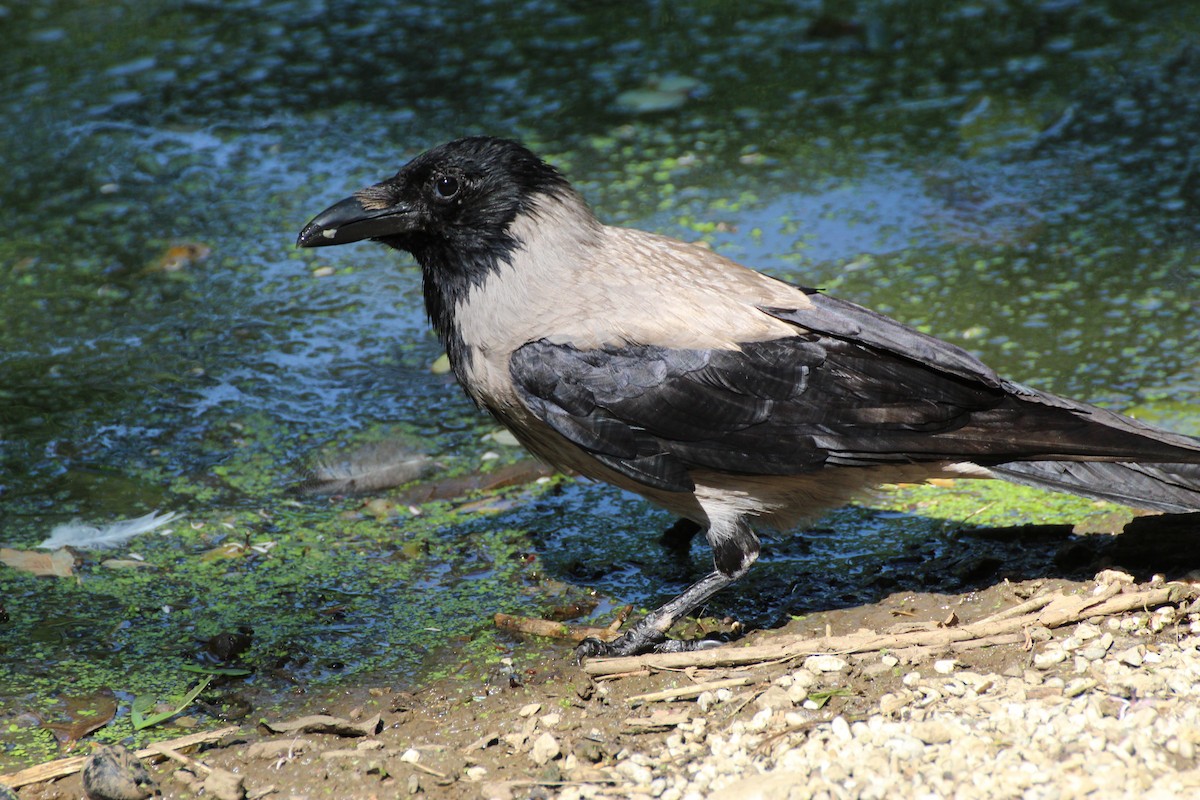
551;597;1200;800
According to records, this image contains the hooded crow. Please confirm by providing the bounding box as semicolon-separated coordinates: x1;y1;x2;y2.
298;136;1200;658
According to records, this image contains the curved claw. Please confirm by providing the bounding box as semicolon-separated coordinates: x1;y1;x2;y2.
573;628;668;662
573;636;610;664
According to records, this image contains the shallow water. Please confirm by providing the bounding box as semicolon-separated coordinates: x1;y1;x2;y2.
1;0;1198;763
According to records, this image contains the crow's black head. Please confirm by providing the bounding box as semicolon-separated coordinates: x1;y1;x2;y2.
298;137;576;360
298;136;571;260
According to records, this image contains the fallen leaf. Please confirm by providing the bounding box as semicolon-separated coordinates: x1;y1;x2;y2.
429;353;452;374
200;543;248;562
41;689;118;743
0;547;76;578
146;242;212;273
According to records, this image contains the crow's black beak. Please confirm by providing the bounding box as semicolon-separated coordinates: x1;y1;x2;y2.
297;194;419;248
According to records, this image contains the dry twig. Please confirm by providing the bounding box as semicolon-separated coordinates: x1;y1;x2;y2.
627;676;754;706
495;605;632;643
582;584;1190;677
0;726;240;789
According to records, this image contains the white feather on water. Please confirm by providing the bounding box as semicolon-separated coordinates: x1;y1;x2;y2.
37;510;180;550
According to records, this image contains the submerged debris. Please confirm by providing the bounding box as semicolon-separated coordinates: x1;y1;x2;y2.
295;440;436;496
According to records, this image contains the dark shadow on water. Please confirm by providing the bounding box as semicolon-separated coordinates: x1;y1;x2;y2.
521;480;1200;636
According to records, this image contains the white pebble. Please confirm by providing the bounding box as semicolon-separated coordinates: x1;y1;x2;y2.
786;684;808;704
530;732;560;765
830;715;852;742
804;655;848;673
1034;649;1067;669
747;708;774;732
790;669;818;689
1116;647;1144;667
616;759;654;784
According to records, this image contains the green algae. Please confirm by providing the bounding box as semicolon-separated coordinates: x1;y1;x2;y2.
0;486;555;768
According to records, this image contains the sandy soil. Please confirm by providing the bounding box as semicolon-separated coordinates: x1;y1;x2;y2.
9;562;1199;800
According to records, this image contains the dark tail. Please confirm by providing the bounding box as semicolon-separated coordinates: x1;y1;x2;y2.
992;461;1200;513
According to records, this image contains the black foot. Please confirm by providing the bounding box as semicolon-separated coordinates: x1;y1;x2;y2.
574;626;732;661
573;566;749;661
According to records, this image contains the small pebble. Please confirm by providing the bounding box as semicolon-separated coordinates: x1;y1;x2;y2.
830;716;852;742
804;655;848;673
746;708;773;732
1116;647;1144;667
561;597;1200;800
530;732;561;765
789;669;817;689
1033;649;1067;669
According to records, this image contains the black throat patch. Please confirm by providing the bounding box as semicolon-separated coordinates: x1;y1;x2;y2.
407;229;522;385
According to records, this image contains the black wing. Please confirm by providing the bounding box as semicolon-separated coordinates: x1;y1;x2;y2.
509;292;1200;494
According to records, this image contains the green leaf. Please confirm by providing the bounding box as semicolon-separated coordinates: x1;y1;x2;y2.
806;688;853;709
129;694;157;730
131;674;214;731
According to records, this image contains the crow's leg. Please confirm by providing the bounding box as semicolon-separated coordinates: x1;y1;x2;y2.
576;518;759;659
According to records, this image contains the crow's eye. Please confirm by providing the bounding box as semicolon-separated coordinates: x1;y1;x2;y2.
434;175;460;200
